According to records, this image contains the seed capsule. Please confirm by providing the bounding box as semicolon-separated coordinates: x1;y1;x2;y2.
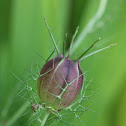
37;18;115;111
37;54;83;110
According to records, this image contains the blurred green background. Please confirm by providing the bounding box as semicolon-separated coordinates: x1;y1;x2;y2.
0;0;126;126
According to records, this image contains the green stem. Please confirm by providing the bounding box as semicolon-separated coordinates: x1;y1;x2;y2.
69;0;108;56
40;111;50;126
6;101;30;126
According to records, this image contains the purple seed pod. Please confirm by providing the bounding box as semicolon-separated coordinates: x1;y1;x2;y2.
37;18;116;111
37;54;83;110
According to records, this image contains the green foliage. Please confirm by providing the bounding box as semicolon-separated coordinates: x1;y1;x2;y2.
0;0;126;126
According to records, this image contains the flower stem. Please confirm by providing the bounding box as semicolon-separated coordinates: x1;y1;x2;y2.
40;111;50;126
70;0;107;55
6;101;30;126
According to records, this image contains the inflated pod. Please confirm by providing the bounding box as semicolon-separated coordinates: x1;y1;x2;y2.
37;54;83;110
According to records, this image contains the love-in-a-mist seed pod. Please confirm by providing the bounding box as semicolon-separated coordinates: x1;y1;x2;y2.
37;18;116;111
37;54;83;110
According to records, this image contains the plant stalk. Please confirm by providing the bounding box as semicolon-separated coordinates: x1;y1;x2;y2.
6;101;30;126
40;111;50;126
